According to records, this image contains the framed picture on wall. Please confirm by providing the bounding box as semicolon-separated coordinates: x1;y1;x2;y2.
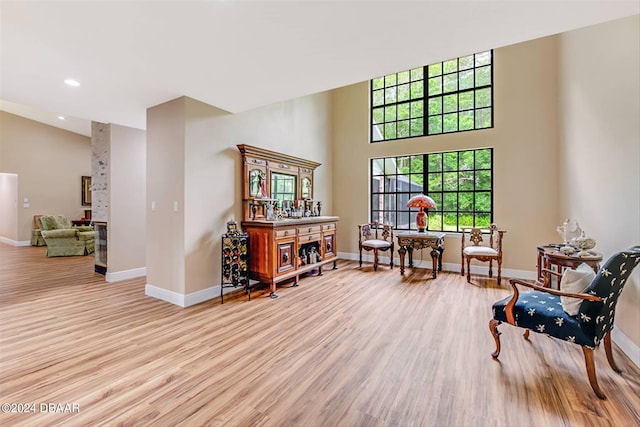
82;176;92;206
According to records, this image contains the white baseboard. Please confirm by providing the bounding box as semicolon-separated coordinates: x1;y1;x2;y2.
184;286;219;307
338;251;536;280
145;283;235;307
145;283;186;307
612;328;640;368
0;236;30;246
106;267;147;283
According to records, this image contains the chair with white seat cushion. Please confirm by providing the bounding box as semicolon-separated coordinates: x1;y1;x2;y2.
358;221;394;271
461;223;506;284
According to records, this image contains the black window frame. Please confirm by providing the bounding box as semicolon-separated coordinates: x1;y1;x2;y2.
370;50;493;142
370;148;493;232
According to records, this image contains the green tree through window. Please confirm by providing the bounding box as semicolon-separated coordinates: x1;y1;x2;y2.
371;148;493;232
371;51;493;142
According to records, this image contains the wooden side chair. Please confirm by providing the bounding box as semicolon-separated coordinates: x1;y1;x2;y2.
489;246;640;399
461;223;506;284
358;222;394;271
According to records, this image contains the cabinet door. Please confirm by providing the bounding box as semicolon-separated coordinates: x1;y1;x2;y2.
277;240;295;273
323;232;336;259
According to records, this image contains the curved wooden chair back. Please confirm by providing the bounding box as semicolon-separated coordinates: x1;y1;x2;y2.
461;223;506;284
358;221;394;271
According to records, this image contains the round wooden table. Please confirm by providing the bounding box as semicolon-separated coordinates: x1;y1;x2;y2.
537;245;603;288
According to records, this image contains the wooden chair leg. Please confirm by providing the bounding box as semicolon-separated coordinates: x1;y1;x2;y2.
373;249;378;271
359;247;363;268
582;346;606;400
461;257;465;276
466;258;471;283
489;319;501;358
497;260;502;285
604;331;622;373
523;329;530;340
488;259;493;278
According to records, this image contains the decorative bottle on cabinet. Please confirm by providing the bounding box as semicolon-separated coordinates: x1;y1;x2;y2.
220;221;250;304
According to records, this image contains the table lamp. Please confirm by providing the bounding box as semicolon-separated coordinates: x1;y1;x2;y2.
406;194;436;232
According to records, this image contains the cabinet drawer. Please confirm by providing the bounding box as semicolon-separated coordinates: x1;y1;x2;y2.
298;233;322;243
322;223;336;231
275;228;296;239
298;225;321;235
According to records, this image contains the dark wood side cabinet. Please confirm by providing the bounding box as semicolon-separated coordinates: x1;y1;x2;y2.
241;216;338;298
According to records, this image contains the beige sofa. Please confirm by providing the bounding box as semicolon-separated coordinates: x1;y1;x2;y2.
38;215;95;257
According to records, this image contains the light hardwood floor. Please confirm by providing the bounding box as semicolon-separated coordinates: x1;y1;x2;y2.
1;243;639;426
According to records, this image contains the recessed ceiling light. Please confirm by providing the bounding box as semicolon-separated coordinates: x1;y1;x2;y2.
58;116;66;120
64;79;80;87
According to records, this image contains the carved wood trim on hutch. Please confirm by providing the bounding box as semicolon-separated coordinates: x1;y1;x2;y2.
237;144;321;221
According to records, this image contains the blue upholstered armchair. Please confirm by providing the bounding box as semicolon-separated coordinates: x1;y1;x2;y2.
490;246;640;399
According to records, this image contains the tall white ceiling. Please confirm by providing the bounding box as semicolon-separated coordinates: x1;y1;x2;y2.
1;1;638;137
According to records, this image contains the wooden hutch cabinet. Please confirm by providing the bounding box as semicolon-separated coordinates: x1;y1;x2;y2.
237;145;338;298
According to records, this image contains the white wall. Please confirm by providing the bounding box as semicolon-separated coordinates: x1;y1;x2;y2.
183;94;333;295
108;124;147;276
332;35;561;273
558;15;640;348
0;173;18;242
146;98;186;295
145;93;333;303
0;111;91;242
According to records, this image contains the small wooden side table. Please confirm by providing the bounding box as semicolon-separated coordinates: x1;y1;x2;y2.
396;231;446;279
536;245;602;288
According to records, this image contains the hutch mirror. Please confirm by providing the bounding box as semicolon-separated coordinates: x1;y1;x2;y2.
237;144;320;221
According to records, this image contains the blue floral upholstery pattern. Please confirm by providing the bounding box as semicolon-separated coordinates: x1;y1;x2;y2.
492;246;640;349
493;290;594;347
579;247;640;345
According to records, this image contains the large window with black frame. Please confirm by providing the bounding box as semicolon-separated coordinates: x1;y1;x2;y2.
370;50;493;142
370;148;493;232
